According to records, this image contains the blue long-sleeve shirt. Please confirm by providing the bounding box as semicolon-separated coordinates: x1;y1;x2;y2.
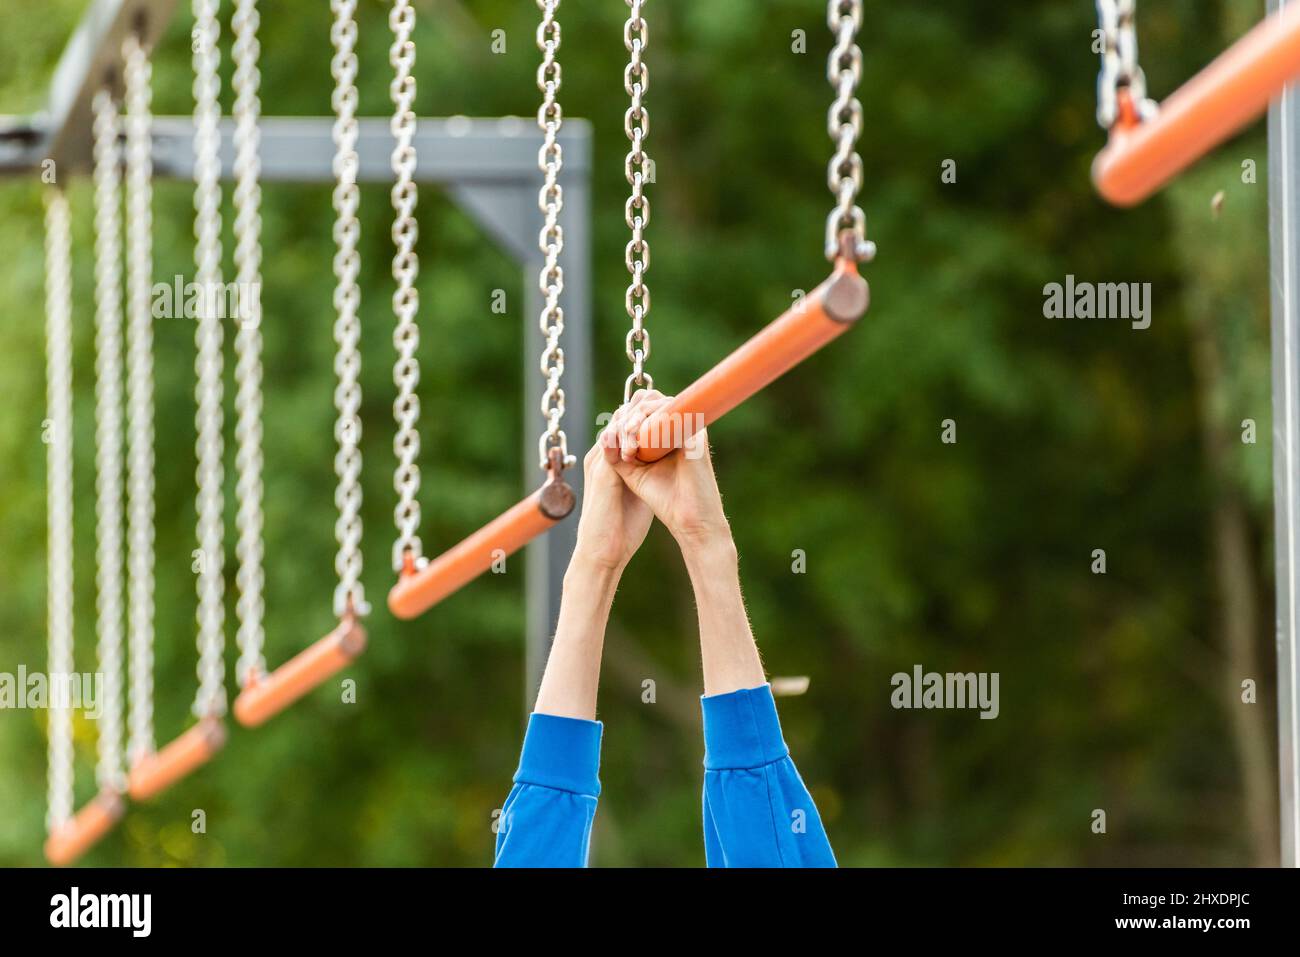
494;684;836;867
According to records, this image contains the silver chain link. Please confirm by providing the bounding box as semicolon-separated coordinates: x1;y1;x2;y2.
1095;0;1158;129
389;0;422;572
92;88;127;793
191;0;227;719
331;0;367;616
622;0;652;401
825;0;874;262
123;33;156;763
44;188;75;831
231;0;267;686
536;0;574;468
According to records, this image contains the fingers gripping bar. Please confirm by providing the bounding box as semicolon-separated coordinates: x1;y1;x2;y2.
635;259;869;462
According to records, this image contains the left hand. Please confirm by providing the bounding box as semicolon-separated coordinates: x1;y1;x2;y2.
570;427;654;573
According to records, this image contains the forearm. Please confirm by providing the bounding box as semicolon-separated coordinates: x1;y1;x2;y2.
681;531;766;697
498;553;612;867
532;554;620;720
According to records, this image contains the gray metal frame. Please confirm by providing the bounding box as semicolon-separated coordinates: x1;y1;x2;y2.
0;0;177;176
1268;0;1300;870
0;0;589;712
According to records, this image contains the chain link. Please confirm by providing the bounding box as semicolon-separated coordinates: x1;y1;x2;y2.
92;88;127;793
123;33;156;763
622;0;652;401
389;0;422;571
191;0;227;719
536;0;574;468
825;0;874;262
231;0;267;686
331;0;367;616
1095;0;1158;129
44;188;75;831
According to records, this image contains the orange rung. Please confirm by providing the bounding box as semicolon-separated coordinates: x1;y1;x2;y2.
1094;4;1300;206
636;258;868;462
233;617;367;727
127;718;225;801
388;480;575;620
44;790;124;866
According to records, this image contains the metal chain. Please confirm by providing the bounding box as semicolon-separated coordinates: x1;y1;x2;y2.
825;0;874;262
91;88;127;793
331;0;367;616
191;0;227;718
622;0;652;401
536;0;573;469
123;33;156;763
389;0;422;572
231;0;267;686
44;188;75;832
1095;0;1158;129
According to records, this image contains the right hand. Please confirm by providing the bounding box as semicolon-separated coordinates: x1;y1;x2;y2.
602;390;732;548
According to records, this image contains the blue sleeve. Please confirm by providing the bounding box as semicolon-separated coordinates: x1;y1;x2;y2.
493;712;602;868
701;684;837;867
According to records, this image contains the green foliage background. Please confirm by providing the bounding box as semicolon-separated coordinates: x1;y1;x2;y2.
0;0;1279;866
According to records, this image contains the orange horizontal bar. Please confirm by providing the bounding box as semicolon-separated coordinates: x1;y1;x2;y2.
636;259;868;462
127;718;225;801
44;790;124;866
1094;4;1300;206
389;490;561;620
233;617;367;727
